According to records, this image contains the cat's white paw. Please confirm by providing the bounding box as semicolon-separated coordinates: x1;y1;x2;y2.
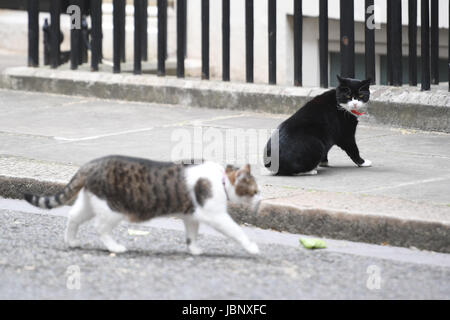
245;242;260;255
188;244;203;256
107;244;127;253
65;239;81;248
298;169;318;176
358;159;372;167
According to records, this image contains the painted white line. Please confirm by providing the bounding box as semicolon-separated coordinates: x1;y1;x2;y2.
357;176;450;193
54;127;156;142
53;113;249;142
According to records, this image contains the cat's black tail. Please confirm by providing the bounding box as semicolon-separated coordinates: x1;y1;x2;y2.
24;171;86;209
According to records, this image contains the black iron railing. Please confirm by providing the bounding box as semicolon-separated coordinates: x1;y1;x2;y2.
26;0;449;91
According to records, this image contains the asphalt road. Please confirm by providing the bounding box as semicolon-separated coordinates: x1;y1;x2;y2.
0;200;449;300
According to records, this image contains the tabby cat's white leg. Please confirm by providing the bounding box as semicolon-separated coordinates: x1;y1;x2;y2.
297;169;318;176
90;195;127;253
195;211;259;255
64;188;94;248
183;217;203;255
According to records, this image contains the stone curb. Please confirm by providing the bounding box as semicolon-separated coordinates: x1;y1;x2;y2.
1;174;448;253
1;67;450;132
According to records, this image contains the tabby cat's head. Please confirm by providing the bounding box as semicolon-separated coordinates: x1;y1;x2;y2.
225;164;261;210
336;75;371;117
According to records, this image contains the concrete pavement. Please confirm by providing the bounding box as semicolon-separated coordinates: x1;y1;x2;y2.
0;88;449;252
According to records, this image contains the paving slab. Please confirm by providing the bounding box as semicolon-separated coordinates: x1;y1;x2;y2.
0;89;449;252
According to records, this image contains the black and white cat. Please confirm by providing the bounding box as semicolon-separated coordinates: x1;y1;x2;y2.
264;75;372;176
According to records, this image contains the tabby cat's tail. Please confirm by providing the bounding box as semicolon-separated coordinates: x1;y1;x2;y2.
24;171;86;209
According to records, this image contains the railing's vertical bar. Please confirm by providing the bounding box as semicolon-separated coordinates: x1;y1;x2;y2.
222;0;230;81
340;0;355;78
80;2;88;64
202;0;210;80
245;0;254;83
157;0;167;76
364;0;375;84
113;0;121;73
141;0;148;61
448;0;450;92
430;0;439;84
294;0;302;86
91;0;102;71
27;0;39;67
386;0;393;85
50;0;61;68
319;0;328;88
408;0;417;86
43;18;50;65
70;0;81;70
134;0;143;75
421;0;430;90
177;0;186;78
391;0;402;86
268;0;277;85
119;0;126;62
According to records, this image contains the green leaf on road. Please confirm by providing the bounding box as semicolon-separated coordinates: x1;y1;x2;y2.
128;229;150;236
299;238;327;249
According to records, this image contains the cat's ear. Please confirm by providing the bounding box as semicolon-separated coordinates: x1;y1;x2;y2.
243;164;251;173
226;164;237;174
361;78;372;89
336;75;344;83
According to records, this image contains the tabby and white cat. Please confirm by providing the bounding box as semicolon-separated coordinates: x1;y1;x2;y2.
24;156;261;255
264;76;372;175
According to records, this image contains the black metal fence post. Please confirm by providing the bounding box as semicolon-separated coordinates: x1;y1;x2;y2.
28;0;40;67
177;0;186;78
91;0;102;71
340;0;355;78
386;0;393;85
391;0;402;86
222;0;230;81
448;0;450;92
408;0;417;86
50;0;61;68
202;0;210;80
319;0;328;88
364;0;375;84
268;0;276;85
430;0;439;84
113;0;121;73
246;0;254;83
421;0;430;90
158;0;167;76
294;0;302;87
134;0;143;75
70;0;81;70
141;0;148;61
119;0;126;63
27;0;39;67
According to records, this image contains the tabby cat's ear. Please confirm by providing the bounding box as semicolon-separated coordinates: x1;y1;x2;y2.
226;164;238;174
243;164;251;173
